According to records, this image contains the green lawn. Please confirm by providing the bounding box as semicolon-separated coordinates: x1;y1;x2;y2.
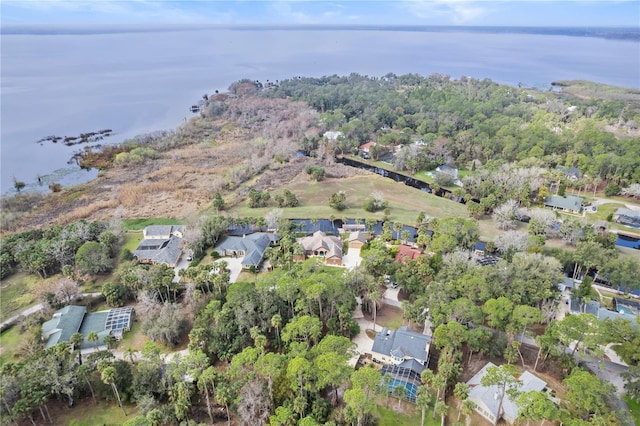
121;231;143;253
228;174;468;226
589;202;626;222
0;326;23;365
0;272;39;321
624;394;640;425
374;404;440;426
122;217;182;231
55;399;137;426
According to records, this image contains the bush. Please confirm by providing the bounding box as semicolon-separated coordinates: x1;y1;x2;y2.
120;248;134;262
305;166;325;181
604;182;621;197
329;191;347;211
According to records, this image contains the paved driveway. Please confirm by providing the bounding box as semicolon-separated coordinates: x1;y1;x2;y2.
348;317;376;367
383;287;402;308
342;247;361;270
220;257;243;283
173;255;192;282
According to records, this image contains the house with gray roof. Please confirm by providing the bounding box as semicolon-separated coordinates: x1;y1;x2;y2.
214;232;280;269
435;164;459;179
297;231;343;266
569;298;637;324
556;165;581;182
371;326;431;366
42;305;133;351
557;276;577;292
613;208;640;227
544;195;583;214
134;225;184;267
467;362;548;425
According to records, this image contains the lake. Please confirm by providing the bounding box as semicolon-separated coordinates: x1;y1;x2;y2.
1;26;639;193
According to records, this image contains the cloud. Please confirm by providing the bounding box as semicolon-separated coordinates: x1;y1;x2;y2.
404;0;486;24
2;0;221;24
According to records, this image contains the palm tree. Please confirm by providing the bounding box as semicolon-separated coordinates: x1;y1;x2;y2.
367;282;382;332
101;366;126;416
434;400;448;422
393;222;402;240
77;364;96;403
461;399;475;426
454;382;470;421
86;332;99;352
103;335;116;350
124;347;137;364
271;314;282;347
392;385;406;409
416;386;431;426
216;383;232;426
70;332;84;365
198;366;217;424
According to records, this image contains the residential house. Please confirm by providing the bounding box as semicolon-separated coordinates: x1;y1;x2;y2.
556;165;581;182
395;245;423;264
557;276;577;293
133;225;184;267
613;208;640;227
467;362;548;425
435;164;459;180
358;141;377;154
42;305;134;351
544;195;583;214
569;298;637;324
323;131;343;141
297;231;343;265
371;326;431;366
348;231;368;249
473;241;487;256
214;233;280;269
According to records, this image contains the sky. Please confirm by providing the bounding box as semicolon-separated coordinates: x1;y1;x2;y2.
1;0;639;27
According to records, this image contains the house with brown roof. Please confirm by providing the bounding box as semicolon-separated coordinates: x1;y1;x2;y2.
358;141;377;153
395;245;423;264
348;231;368;249
297;231;343;265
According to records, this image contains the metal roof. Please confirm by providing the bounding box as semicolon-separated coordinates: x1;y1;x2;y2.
371;326;431;363
544;195;583;211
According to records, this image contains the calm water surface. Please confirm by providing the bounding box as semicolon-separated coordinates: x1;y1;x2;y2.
2;28;639;193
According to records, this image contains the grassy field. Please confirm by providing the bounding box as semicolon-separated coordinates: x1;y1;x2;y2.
54;399;137;426
624;395;640;425
0;272;39;321
228;174;468;225
117;320;148;352
0;326;22;365
122;231;143;253
122;217;182;231
374;404;440;426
